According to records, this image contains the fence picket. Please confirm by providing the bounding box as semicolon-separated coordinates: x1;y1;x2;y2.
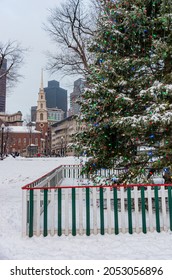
106;187;112;234
29;189;34;237
22;190;27;237
92;187;98;235
120;187;126;233
147;186;154;232
58;188;62;236
49;189;55;236
161;186;167;231
65;188;69;235
134;186;139;233
78;188;83;235
168;187;172;231
113;187;119;235
99;187;104;235
127;187;133;234
141;187;147;234
72;188;76;236
36;189;41;236
154;186;160;232
86;188;90;236
43;189;48;237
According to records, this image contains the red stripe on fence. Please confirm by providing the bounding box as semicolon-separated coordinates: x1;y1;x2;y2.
22;183;172;190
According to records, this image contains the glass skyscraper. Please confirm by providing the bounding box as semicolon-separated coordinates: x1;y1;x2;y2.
44;80;67;117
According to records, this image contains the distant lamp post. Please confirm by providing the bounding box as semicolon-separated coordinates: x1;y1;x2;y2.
61;136;64;157
1;123;5;160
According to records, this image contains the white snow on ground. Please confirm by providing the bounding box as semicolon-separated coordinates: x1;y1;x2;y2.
0;156;172;260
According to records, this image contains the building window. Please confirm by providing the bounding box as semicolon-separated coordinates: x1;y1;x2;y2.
35;138;38;145
18;138;21;144
23;138;26;144
41;103;43;109
40;113;43;121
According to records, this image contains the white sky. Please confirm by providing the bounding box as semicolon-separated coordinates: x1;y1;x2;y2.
0;0;79;118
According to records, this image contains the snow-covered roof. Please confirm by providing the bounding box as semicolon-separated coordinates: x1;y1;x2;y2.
5;126;41;134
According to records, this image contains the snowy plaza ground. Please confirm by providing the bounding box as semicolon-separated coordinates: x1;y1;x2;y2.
0;156;172;260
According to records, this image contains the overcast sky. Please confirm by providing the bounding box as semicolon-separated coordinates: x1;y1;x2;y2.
0;0;79;118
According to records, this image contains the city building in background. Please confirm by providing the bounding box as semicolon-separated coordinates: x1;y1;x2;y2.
0;58;7;112
31;106;37;122
0;125;41;157
31;80;67;122
0;111;23;126
0;74;88;157
48;107;65;125
44;80;67;117
50;115;86;156
70;78;85;115
32;106;64;124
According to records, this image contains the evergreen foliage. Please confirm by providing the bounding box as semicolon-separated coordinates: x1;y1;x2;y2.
75;0;172;183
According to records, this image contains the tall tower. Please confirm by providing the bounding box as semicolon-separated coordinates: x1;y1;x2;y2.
36;70;48;137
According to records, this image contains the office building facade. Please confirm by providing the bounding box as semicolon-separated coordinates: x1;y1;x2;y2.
31;106;37;122
31;106;64;124
48;108;65;125
44;80;67;117
70;78;85;115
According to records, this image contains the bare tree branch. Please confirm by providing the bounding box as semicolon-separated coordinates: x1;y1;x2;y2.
44;0;98;77
0;40;27;88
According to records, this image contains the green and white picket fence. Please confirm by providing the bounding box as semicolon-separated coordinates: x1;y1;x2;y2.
22;165;172;237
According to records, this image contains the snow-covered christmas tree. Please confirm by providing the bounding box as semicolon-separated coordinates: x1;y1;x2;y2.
75;0;172;183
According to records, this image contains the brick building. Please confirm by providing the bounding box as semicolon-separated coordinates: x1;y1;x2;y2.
2;126;42;156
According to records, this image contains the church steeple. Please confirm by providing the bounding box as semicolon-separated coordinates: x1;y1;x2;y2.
40;68;44;90
36;69;48;138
